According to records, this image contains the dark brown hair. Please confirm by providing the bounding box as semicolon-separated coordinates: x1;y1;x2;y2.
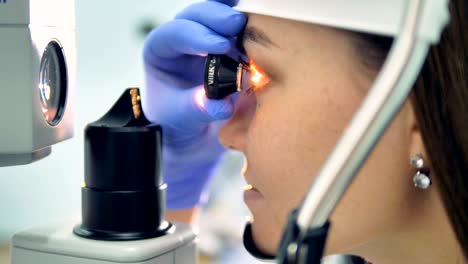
357;0;468;259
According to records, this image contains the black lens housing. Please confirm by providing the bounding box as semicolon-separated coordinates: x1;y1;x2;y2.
204;54;241;99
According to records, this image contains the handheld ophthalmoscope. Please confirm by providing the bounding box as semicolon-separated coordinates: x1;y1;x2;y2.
203;54;268;99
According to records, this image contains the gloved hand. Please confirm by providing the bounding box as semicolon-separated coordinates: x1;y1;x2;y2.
143;0;247;209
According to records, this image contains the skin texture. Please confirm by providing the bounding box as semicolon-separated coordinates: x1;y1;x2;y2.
216;14;464;263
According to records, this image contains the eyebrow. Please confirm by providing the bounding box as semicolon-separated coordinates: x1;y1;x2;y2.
236;26;279;55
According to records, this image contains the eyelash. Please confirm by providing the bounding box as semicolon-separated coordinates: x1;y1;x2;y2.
244;80;269;96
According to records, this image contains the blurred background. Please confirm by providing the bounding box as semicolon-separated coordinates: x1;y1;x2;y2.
0;1;266;263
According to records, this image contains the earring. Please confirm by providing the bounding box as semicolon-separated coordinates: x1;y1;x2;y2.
410;154;432;189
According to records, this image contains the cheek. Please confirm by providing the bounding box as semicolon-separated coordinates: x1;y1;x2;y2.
246;78;363;224
325;105;414;253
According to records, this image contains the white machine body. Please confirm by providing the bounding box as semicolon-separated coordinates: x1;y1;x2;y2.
11;220;197;264
0;0;76;166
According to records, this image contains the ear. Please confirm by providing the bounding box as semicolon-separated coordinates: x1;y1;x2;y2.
407;101;430;167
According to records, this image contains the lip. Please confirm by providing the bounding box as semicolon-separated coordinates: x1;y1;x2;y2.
242;171;262;196
243;184;264;206
242;158;265;207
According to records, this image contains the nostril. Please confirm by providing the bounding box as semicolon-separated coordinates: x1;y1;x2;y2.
228;145;236;150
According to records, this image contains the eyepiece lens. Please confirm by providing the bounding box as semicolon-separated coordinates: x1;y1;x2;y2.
39;40;68;126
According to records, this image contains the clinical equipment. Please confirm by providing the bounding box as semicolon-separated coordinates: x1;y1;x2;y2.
10;89;197;264
142;0;246;209
0;0;75;167
1;1;202;263
203;54;268;100
74;88;171;240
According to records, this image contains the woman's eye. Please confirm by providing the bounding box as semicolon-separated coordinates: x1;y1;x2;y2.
241;62;271;95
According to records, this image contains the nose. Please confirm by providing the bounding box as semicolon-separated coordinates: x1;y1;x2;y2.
219;92;257;152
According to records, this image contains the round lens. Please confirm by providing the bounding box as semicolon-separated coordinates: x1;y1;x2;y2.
39;40;68;126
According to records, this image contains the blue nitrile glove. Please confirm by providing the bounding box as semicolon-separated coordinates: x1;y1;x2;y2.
143;0;247;209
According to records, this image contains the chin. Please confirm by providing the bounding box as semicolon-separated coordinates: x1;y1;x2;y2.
250;214;282;255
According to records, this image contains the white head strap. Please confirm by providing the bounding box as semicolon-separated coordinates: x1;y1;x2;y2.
236;0;449;43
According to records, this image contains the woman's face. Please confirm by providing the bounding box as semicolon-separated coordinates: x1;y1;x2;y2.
219;14;421;254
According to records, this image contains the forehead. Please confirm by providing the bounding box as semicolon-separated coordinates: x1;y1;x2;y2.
241;14;369;94
244;14;351;53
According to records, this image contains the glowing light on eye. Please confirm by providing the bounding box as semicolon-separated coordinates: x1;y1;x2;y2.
251;75;263;84
249;64;264;84
194;88;206;108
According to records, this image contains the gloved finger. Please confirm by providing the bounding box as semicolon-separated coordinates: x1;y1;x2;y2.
149;86;234;131
226;37;245;60
148;54;206;85
176;1;246;37
229;91;241;105
144;19;231;61
208;0;239;7
195;88;236;120
185;87;235;125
